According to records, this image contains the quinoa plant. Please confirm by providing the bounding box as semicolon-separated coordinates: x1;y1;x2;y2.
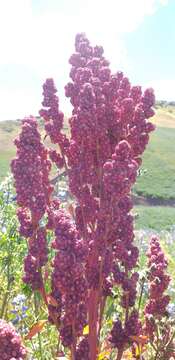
11;33;174;359
144;236;175;359
0;319;27;359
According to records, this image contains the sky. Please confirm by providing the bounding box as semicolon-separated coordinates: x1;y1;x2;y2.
0;0;174;121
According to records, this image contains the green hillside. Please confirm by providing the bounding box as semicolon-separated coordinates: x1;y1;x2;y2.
134;126;175;200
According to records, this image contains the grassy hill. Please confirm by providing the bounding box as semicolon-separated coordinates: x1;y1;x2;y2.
0;120;20;180
134;126;175;200
133;106;175;200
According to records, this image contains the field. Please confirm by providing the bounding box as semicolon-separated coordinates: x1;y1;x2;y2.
134;125;175;200
134;205;175;230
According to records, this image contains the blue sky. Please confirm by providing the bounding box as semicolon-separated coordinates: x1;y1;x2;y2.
0;0;174;120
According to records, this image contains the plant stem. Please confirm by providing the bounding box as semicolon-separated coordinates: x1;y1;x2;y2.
46;322;56;359
154;349;159;360
38;332;43;360
88;288;99;360
34;292;44;360
0;244;12;318
98;296;106;338
71;322;77;360
124;293;129;330
0;290;9;318
116;348;124;360
138;277;145;314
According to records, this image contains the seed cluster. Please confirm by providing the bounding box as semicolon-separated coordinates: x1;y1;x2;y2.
0;319;27;360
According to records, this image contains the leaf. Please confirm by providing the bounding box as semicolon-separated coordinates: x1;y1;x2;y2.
130;335;148;345
107;319;113;326
97;350;111;359
83;325;89;335
47;294;58;307
38;287;49;305
43;134;48;141
25;320;47;340
67;203;75;218
123;350;133;359
57;354;68;360
135;344;141;357
57;351;65;356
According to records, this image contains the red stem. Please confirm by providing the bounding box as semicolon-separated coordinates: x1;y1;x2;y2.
71;346;76;360
98;296;106;338
71;321;77;360
116;348;124;360
88;288;99;360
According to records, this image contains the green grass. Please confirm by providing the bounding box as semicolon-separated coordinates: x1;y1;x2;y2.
134;126;175;200
0;120;20;181
134;205;175;230
0;150;15;181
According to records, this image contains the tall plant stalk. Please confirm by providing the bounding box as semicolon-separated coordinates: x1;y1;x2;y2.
11;33;156;359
